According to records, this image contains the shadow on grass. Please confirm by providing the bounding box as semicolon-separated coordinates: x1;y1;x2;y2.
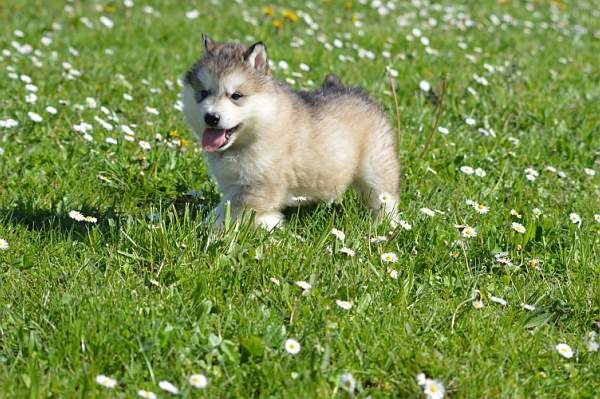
1;193;217;242
0;199;123;242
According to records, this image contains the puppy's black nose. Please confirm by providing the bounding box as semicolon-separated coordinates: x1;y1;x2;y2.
204;113;220;127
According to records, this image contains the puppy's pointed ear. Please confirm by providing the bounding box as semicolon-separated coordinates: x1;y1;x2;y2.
202;34;216;55
244;42;268;71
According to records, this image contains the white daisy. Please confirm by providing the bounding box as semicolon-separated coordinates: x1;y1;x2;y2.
532;208;542;217
378;191;392;204
460;166;474;175
525;173;537;182
511;222;526;234
68;210;85;222
295;281;312;291
420;207;435;217
419;80;431;92
381;252;398;263
340;247;355;257
85;97;97;108
335;300;353;310
0;118;19;128
594;214;600;223
189;374;208;389
145;106;159;115
370;236;388;244
99;16;114;29
569;212;582;225
338;373;356;394
331;228;345;241
423;379;445;399
398;220;412;230
28;111;42;122
95;374;117;389
521;303;536;311
25;93;38;104
490;296;507;306
185;9;200;19
524;167;539;177
158;380;179;395
583;168;595;176
278;60;289;70
465;117;476;126
139;140;151;150
284;338;301;355
555;343;573;359
73;122;92;133
473;203;489;214
527;258;541;270
388;268;399;279
137;389;157;399
472;300;485;309
121;124;135;135
587;340;599;352
461;226;477;239
474;167;486;177
585;332;599;352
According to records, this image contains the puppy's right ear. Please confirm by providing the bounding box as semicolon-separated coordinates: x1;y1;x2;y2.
202;34;216;55
244;42;268;72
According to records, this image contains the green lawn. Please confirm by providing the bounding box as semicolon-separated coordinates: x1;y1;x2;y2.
1;0;599;397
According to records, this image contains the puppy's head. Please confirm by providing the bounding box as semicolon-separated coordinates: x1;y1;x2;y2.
182;35;276;153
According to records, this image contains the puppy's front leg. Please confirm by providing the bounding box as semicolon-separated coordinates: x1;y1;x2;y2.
254;211;285;230
210;185;285;230
209;186;242;228
240;184;286;230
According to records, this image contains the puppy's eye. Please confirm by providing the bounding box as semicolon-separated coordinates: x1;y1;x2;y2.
231;92;243;101
196;89;209;102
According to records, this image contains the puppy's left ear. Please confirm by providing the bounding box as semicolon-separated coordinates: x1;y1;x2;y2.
244;42;268;71
202;34;216;55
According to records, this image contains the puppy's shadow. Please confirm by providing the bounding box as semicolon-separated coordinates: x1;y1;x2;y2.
1;199;123;243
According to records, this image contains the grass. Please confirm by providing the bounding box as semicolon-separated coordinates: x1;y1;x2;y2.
1;0;599;397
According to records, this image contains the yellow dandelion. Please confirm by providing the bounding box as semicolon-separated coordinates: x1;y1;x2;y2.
345;2;353;9
273;19;283;29
262;6;274;16
282;10;299;22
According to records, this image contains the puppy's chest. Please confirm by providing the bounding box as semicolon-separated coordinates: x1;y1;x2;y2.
207;152;272;188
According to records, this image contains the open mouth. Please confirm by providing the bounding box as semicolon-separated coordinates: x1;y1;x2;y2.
201;124;240;152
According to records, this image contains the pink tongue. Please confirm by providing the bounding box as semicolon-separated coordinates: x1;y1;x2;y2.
202;128;227;152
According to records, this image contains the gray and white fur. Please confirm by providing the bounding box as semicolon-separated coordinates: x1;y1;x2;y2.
182;35;401;229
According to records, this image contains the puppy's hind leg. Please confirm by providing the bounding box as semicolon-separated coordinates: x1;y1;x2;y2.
353;126;401;226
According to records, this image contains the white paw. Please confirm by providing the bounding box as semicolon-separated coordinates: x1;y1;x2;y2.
255;212;284;231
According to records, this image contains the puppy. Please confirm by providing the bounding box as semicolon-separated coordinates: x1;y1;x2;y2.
182;35;400;229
